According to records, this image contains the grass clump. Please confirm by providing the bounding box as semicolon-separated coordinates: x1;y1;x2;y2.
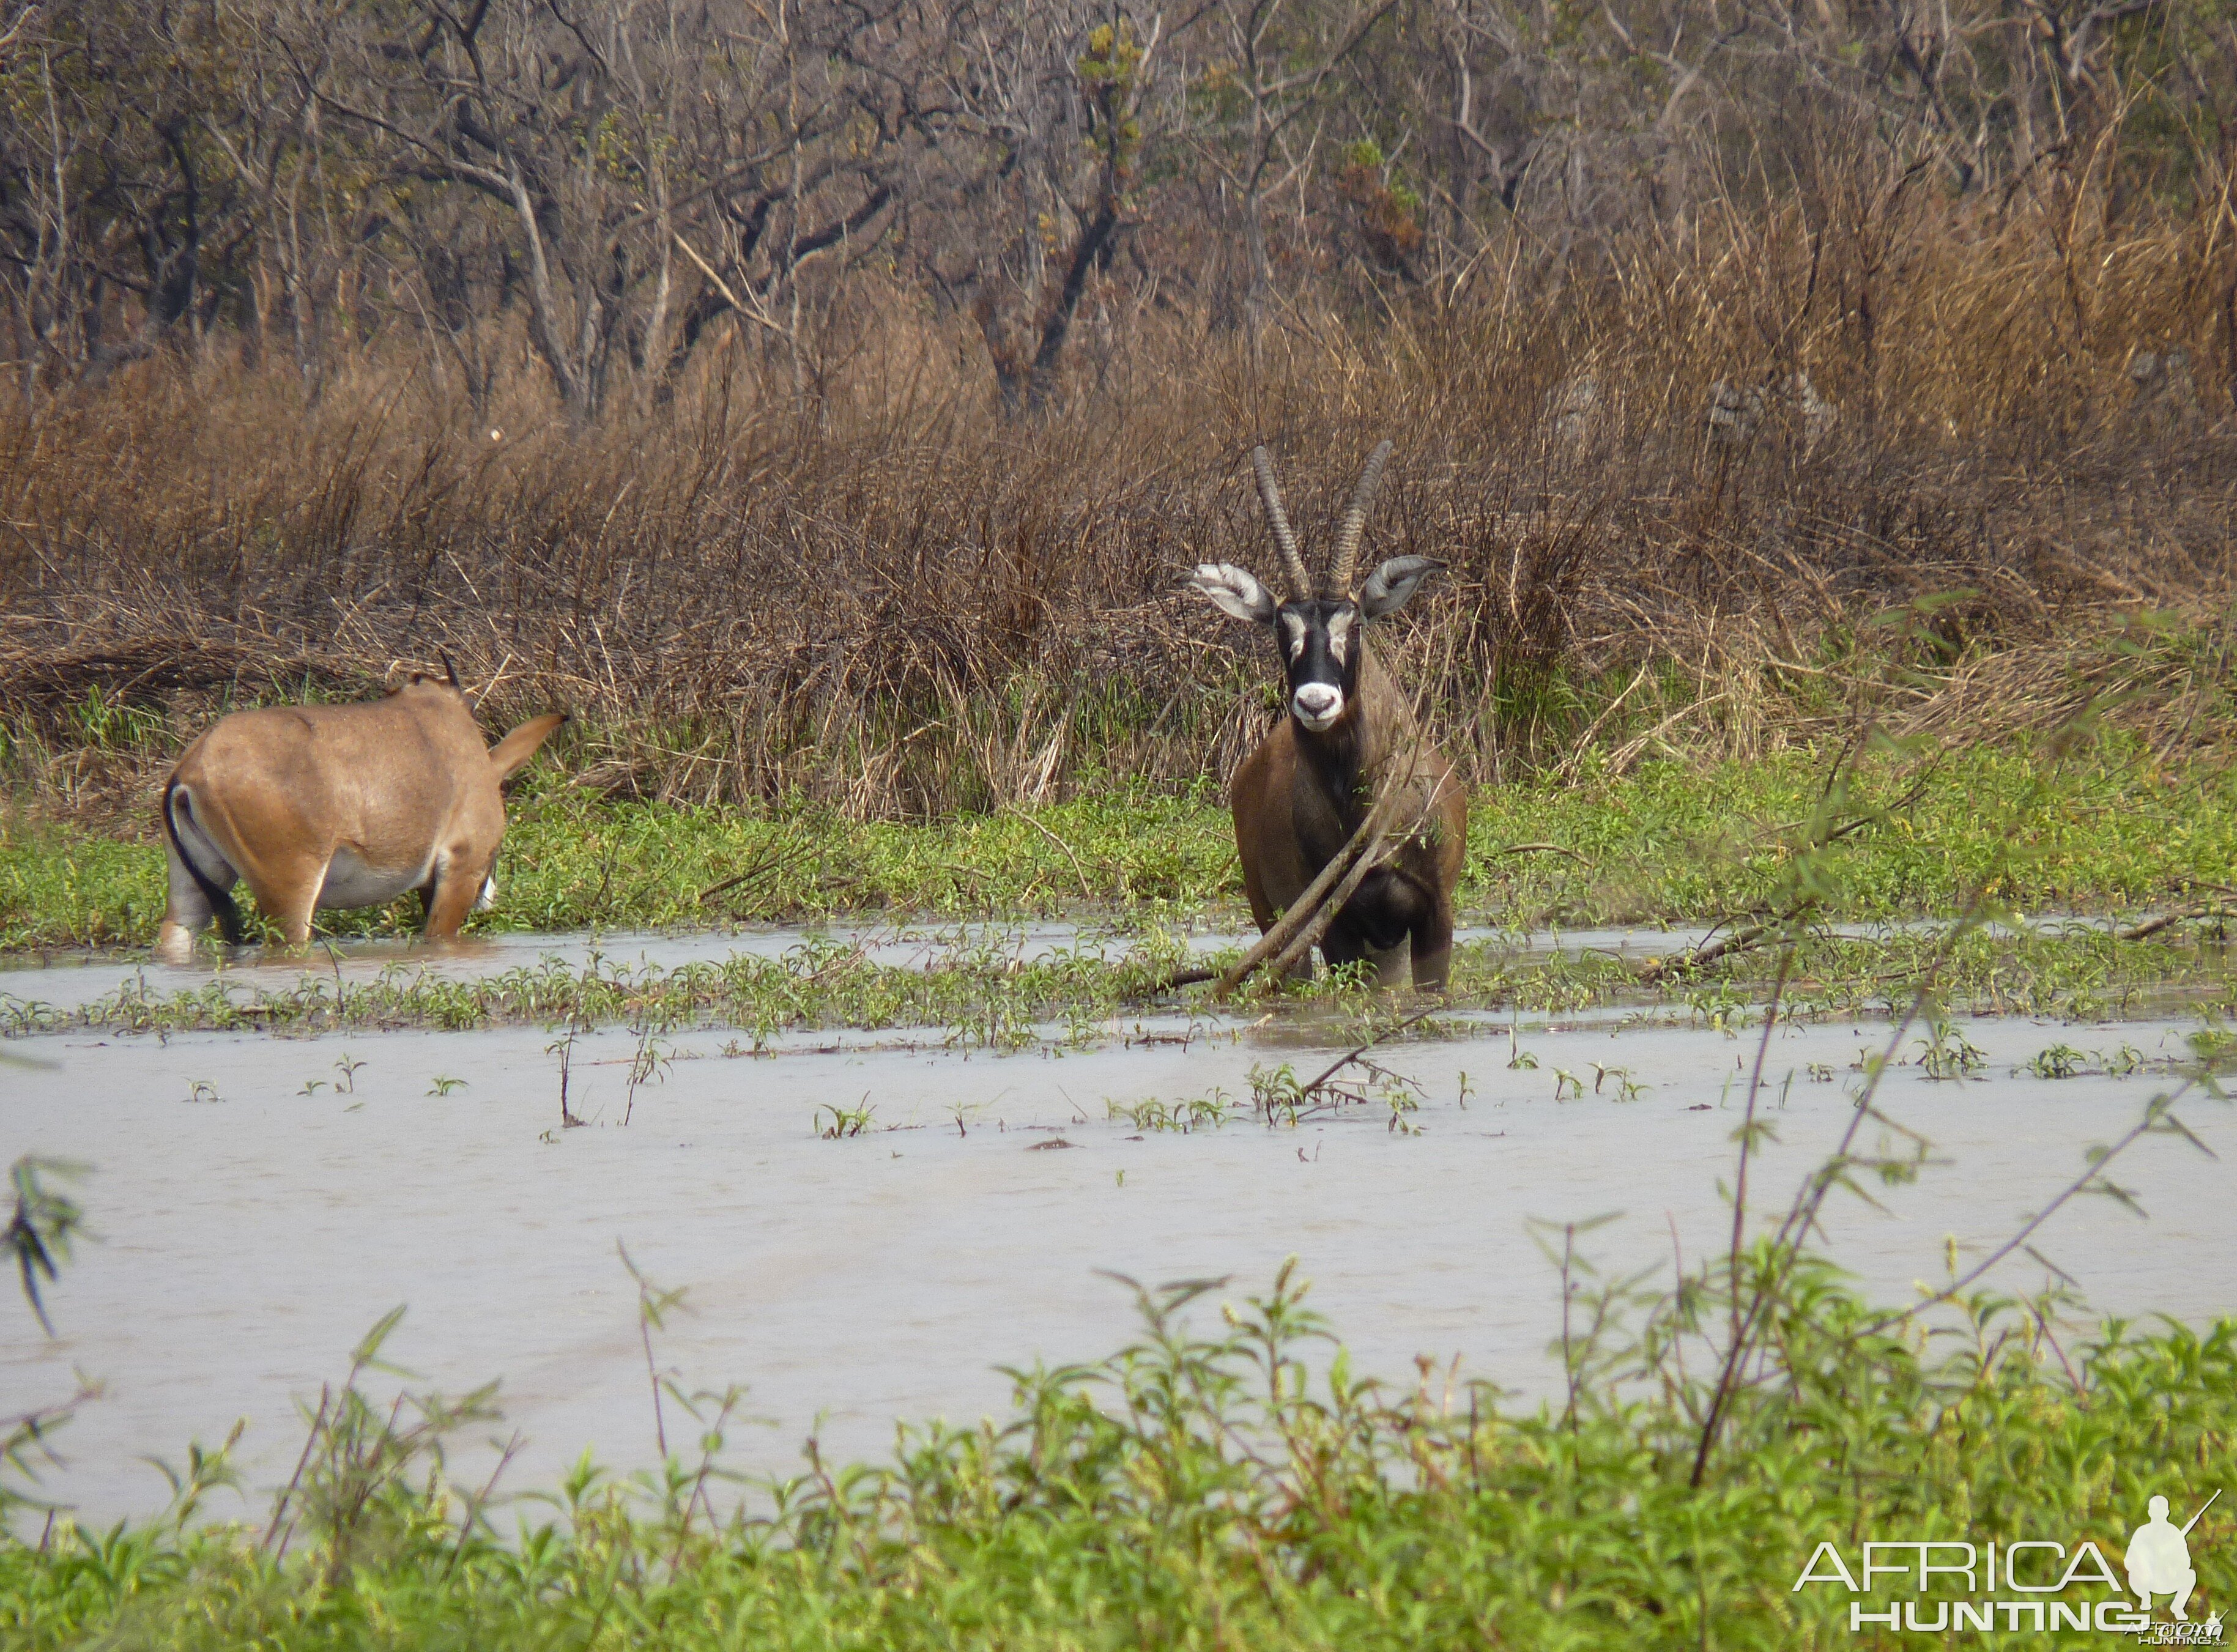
1480;738;2237;927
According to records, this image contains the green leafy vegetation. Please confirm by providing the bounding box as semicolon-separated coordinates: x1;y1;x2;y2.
0;1262;2228;1650
4;738;2232;954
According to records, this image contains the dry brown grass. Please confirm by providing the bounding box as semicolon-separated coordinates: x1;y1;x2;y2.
4;173;2234;829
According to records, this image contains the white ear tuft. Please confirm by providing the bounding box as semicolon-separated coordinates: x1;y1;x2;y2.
1357;556;1446;620
1185;563;1278;626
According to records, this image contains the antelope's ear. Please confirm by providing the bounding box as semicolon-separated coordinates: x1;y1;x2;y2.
1357;556;1445;620
488;712;569;782
1185;563;1278;626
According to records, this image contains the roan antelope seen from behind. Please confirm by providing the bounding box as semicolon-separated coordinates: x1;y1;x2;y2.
1187;442;1468;988
155;664;567;963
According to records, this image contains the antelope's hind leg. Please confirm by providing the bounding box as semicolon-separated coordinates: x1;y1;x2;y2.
1409;902;1455;991
157;846;231;963
1317;924;1401;988
242;855;329;952
1316;924;1362;974
1335;871;1426;989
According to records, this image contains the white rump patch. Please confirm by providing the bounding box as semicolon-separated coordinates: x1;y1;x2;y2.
476;875;498;911
168;790;236;889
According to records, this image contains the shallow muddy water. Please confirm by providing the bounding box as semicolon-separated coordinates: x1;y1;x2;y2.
4;981;2230;1525
0;910;2153;1018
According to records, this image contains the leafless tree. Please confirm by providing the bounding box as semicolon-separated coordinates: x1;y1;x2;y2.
1190;0;1395;336
2;0;2227;415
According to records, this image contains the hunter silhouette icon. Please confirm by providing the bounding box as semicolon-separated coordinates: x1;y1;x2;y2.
2128;1491;2219;1620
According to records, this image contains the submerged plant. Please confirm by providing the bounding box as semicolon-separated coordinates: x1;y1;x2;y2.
815;1098;877;1138
1108;1089;1235;1133
1916;1010;1989;1080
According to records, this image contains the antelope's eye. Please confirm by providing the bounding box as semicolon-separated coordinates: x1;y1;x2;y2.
1327;610;1356;665
1282;612;1307;661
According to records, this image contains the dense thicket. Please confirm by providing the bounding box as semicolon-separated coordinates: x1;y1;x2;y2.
2;2;2234;820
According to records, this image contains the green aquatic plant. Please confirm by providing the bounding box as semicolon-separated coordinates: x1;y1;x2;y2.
2025;1041;2091;1079
2;917;2230;1051
1916;1011;1990;1080
1107;1088;1236;1133
815;1099;877;1139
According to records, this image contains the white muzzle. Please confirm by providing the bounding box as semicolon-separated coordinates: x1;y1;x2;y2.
1291;683;1343;732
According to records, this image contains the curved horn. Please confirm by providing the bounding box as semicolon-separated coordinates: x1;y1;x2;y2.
1250;445;1313;601
439;650;463;691
1326;440;1394;597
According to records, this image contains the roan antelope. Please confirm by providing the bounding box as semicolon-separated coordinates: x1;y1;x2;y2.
155;664;567;963
1187;442;1468;988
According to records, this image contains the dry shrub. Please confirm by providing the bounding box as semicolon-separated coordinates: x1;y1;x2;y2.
2;171;2233;827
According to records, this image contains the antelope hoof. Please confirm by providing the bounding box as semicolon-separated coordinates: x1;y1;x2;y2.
153;924;201;967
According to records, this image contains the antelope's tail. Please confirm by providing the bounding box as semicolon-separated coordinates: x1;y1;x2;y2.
163;779;244;946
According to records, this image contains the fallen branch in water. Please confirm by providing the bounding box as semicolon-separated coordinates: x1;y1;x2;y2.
2118;901;2232;942
1144;965;1219;991
1247;809;1408;994
1211;800;1391;995
1639;902;1816;984
1132;779;1413;1001
1294;1006;1444;1103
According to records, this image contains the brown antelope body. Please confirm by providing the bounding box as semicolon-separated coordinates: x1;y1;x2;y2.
1189;443;1468;987
155;670;566;963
